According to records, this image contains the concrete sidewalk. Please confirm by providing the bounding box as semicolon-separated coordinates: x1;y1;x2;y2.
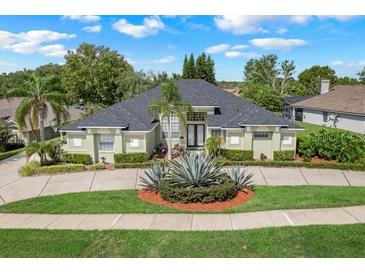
1;154;365;204
0;205;364;231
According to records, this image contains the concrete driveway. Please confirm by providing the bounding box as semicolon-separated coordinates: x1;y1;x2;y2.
0;154;365;204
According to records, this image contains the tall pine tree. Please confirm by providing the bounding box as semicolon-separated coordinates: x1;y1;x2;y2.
206;55;216;84
182;55;189;79
195;53;208;80
187;54;196;79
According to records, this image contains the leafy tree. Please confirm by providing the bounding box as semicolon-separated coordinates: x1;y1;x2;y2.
357;67;365;83
241;81;283;112
244;54;279;89
115;70;153;101
6;74;69;141
148;81;192;160
336;76;360;85
298;65;337;96
0;122;13;152
0;70;32;98
243;54;295;95
62;43;133;105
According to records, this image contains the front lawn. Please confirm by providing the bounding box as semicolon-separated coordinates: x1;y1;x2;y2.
1;186;365;214
0;224;365;257
0;147;25;161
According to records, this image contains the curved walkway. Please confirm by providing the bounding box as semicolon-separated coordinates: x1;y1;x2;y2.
1;154;365;204
0;205;364;231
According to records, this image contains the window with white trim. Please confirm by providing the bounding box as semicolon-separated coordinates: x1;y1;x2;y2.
99;134;114;151
282;135;293;145
72;138;82;147
211;129;222;137
130;138;140;148
230;136;240;145
162;113;180;139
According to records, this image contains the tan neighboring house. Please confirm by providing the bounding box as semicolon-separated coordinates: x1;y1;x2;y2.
0;97;84;144
61;80;301;163
290;80;365;134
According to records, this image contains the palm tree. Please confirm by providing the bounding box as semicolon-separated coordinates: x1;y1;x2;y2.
6;74;69;141
148;81;192;160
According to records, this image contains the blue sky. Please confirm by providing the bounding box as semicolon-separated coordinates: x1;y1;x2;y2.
0;15;365;80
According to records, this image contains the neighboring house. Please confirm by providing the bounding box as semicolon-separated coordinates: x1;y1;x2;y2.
61;79;301;163
290;80;365;134
283;96;311;120
222;87;240;97
0;97;84;144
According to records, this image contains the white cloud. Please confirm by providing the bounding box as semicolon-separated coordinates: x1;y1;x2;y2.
250;37;308;50
38;44;70;57
153;56;175;64
277;27;289;34
63;15;100;23
82;25;102;33
289;16;312;24
205;43;230;54
0;59;16;67
231;44;248;50
214;15;270;35
318;16;359;22
186;22;210;31
225;51;257;59
112;16;165;38
0;29;76;56
331;60;365;68
331;60;344;66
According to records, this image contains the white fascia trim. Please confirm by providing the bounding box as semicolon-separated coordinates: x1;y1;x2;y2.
222;127;244;130
123;122;159;133
78;126;127;129
292;106;365;117
59;129;84;133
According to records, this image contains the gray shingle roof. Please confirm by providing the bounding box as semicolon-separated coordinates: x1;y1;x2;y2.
63;79;299;131
284;96;311;105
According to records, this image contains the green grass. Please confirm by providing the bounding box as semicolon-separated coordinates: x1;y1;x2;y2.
1;186;365;214
1;224;365;257
0;147;25;161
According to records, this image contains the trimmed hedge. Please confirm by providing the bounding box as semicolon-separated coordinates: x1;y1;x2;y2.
36;164;85;174
160;180;236;203
220;149;253;161
216;159;365;171
63;153;93;165
0;147;25;161
19;162;85;176
114;152;149;163
273;150;295;161
88;163;106;171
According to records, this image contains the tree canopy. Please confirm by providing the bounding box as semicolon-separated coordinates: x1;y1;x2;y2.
298;65;337;96
181;52;216;84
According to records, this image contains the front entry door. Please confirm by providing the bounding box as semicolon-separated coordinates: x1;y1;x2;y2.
187;124;205;147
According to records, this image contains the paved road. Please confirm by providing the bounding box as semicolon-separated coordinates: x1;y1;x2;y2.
0;154;365;204
0;205;364;231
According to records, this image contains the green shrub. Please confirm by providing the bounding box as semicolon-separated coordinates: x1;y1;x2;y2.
88;163;106;171
299;128;365;163
0;147;25;161
19;161;40;176
205;136;223;155
114;152;149;163
273;150;295;161
216;159;365;171
160;180;236;203
36;164;85;174
220;149;253;161
114;162;153;168
63;153;93;165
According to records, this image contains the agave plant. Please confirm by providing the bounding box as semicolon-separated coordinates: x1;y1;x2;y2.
226;165;253;190
139;163;166;191
166;153;223;188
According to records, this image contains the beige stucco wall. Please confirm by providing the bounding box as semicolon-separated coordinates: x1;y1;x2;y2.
225;130;244;149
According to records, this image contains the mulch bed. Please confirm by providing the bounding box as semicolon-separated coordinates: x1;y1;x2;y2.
138;189;254;211
295;155;339;164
